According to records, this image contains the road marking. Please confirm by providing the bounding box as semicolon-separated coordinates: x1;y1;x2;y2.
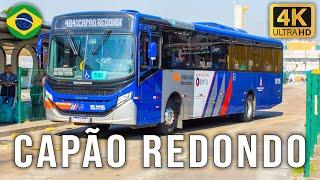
10;133;20;139
45;127;56;133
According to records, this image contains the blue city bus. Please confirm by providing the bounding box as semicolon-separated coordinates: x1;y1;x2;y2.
42;10;283;134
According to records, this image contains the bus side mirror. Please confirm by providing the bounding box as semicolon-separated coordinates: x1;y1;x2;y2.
148;42;157;61
36;38;43;56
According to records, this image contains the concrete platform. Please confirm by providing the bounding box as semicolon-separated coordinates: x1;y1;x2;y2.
0;120;69;137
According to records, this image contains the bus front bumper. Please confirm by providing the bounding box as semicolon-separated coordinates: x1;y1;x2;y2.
46;100;137;125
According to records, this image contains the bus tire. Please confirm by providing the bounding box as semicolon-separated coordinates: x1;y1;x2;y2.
238;95;255;122
90;124;110;132
155;99;179;135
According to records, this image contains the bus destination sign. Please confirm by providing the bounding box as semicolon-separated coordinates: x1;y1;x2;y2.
64;18;123;28
53;15;132;31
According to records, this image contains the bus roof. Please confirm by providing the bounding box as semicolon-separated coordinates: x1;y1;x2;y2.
54;10;283;47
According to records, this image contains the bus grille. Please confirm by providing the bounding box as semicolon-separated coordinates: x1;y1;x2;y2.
58;109;111;117
52;87;116;96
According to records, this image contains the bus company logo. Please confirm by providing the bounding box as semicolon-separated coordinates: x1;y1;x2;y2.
196;77;200;87
195;77;208;87
258;77;265;92
181;74;193;86
70;103;84;111
70;103;78;111
269;3;315;38
5;4;43;40
172;72;181;82
195;73;209;87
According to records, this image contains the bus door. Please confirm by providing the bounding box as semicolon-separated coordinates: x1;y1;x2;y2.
37;33;50;69
255;74;270;109
269;73;281;106
137;32;162;126
270;49;283;106
254;47;270;109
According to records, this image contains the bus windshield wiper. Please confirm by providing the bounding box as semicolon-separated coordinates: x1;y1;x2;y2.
92;29;112;55
66;30;79;55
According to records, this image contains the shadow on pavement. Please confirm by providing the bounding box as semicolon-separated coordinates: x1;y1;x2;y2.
254;111;283;120
0;123;15;127
54;110;283;140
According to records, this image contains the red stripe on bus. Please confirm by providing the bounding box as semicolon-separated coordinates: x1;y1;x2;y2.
220;75;233;116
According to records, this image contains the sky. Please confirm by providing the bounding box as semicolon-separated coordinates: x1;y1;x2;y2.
1;0;319;41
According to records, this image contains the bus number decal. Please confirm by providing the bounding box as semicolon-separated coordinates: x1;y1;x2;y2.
91;71;107;80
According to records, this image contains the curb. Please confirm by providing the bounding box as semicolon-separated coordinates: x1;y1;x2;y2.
0;121;70;137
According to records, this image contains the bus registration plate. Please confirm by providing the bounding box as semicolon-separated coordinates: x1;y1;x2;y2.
71;116;91;123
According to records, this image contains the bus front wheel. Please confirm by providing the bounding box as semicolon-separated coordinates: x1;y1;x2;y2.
238;95;255;122
155;99;179;135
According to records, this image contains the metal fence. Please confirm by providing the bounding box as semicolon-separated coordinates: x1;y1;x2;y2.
304;70;320;177
0;67;46;124
18;67;46;123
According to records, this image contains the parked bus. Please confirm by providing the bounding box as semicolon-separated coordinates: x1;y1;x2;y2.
42;10;283;134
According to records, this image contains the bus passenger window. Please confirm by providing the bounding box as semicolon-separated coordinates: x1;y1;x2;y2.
139;33;160;74
239;45;248;71
139;33;161;80
248;59;254;71
234;59;240;70
274;49;283;72
249;46;260;71
139;35;149;74
263;48;273;72
252;46;262;71
206;60;212;69
171;48;190;69
211;44;227;71
199;58;206;69
204;55;212;70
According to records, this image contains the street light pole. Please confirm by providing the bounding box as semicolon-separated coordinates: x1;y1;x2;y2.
318;53;320;69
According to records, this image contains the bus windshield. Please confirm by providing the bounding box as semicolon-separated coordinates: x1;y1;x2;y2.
48;34;134;81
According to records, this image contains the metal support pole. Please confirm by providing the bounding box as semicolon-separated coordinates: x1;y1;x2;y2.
17;66;21;124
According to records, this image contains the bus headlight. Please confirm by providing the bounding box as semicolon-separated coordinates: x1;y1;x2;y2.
117;92;132;106
45;90;53;101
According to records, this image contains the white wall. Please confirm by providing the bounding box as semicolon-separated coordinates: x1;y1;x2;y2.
5;55;33;69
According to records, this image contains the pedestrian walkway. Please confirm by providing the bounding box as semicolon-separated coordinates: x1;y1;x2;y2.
0;120;69;137
309;137;320;178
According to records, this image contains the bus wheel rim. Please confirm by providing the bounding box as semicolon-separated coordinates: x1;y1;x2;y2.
164;107;174;126
247;101;253;117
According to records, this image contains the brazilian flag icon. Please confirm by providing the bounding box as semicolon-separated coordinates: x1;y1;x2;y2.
6;4;43;40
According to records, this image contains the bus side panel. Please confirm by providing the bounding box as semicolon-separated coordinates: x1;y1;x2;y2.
193;71;216;118
225;73;237;115
228;72;282;114
268;73;283;107
136;71;163;126
276;73;283;105
204;71;235;117
254;72;270;110
212;71;232;116
162;70;194;121
268;73;276;107
228;72;254;114
202;71;223;117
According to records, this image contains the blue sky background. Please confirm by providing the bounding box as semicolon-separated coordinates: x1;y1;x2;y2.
1;0;319;41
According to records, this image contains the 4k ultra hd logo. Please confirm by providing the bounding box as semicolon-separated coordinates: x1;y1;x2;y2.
5;4;43;40
269;3;315;38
